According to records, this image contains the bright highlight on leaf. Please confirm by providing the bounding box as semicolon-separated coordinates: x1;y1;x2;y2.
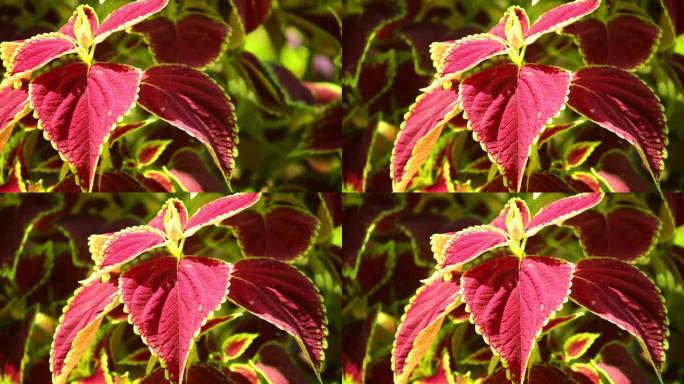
392;273;462;384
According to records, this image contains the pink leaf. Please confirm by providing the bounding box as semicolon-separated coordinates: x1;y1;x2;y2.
137;65;237;182
91;226;166;274
133;14;229;68
223;206;319;261
6;33;76;77
526;193;603;236
564;141;600;169
50;279;120;384
59;5;99;40
462;256;574;384
565;207;661;261
95;0;169;44
570;258;668;374
567;66;666;182
433;34;507;81
221;333;258;361
392;273;462;384
120;256;232;384
30;62;142;191
596;342;651;384
563;15;660;70
460;64;571;191
525;0;601;45
184;193;260;237
391;86;461;192
430;225;508;272
255;342;310;384
227;258;327;376
563;333;599;361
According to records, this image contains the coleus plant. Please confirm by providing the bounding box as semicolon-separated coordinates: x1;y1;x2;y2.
391;193;669;384
49;193;328;384
0;0;239;191
390;0;667;192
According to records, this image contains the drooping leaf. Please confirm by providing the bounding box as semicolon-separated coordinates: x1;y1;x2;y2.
462;256;574;384
391;86;461;192
567;66;666;182
94;0;169;44
342;194;403;276
595;342;651;384
231;0;272;34
227;258;327;375
525;0;601;45
89;225;167;277
392;272;462;384
563;333;600;361
566;206;661;261
342;1;404;83
4;33;76;79
133;13;229;68
137;64;237;183
526;193;603;236
460;63;571;191
50;279;120;384
120;256;232;384
223;206;319;261
432;34;507;82
343;306;380;384
0;195;57;276
221;333;259;361
570;258;668;374
30;62;142;191
563;15;660;69
254;342;310;384
184;193;261;237
0;85;30;151
430;225;508;272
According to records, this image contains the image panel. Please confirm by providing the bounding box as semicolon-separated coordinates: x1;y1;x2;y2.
342;0;683;192
342;192;682;383
0;0;342;192
0;192;341;383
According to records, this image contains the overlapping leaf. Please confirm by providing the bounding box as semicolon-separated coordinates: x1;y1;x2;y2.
227;258;327;376
88;226;166;278
567;66;666;183
137;64;237;183
430;225;508;272
392;273;462;384
432;34;507;81
462;256;573;384
184;193;261;237
391;86;461;192
460;64;571;191
563;15;660;69
223;206;319;261
0;85;30;151
94;0;169;44
120;256;232;384
566;206;661;261
570;258;668;375
30;62;142;191
50;279;120;384
525;0;601;44
133;13;230;68
4;33;77;80
526;193;603;236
